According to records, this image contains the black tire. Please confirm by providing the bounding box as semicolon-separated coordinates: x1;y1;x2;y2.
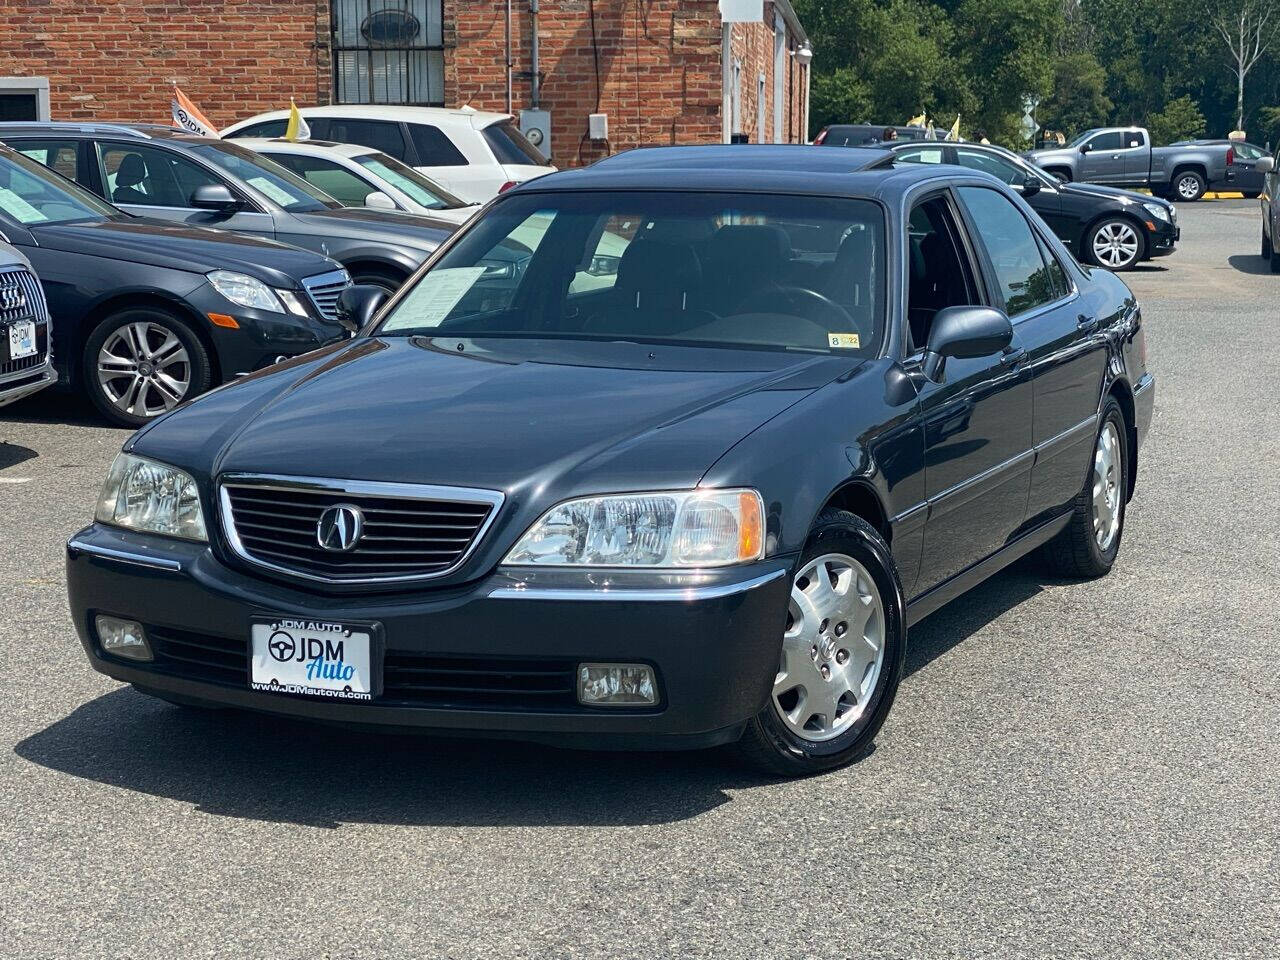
1084;217;1146;272
1046;168;1072;183
1243;191;1262;200
1043;397;1128;579
82;308;212;428
350;266;407;296
736;510;907;777
1172;170;1206;202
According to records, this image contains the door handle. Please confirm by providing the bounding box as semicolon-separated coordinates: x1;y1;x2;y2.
1000;346;1027;368
1077;314;1101;334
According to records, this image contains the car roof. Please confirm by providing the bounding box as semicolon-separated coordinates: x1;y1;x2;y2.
0;121;216;144
520;145;976;199
232;138;378;158
224;105;512;131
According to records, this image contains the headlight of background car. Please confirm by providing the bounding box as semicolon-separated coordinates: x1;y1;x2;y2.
95;453;207;541
504;489;764;567
1142;202;1170;223
207;270;285;313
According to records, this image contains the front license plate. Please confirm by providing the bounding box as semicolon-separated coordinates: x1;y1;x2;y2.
8;320;36;360
250;618;380;701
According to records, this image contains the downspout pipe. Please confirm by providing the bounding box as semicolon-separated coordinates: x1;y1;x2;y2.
530;0;541;108
505;0;513;113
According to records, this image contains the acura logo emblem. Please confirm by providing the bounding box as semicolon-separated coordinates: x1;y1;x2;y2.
316;504;365;552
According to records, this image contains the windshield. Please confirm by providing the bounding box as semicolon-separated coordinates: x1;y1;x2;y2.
188;142;342;212
482;120;549;166
0;149;118;225
377;191;887;357
1065;128;1105;149
352;152;469;210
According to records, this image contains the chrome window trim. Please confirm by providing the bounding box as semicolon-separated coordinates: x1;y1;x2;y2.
218;472;504;585
66;537;185;573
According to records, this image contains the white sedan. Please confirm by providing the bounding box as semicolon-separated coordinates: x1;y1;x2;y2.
232;138;481;225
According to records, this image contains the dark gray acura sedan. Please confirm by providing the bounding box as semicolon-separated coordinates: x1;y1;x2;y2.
66;148;1153;775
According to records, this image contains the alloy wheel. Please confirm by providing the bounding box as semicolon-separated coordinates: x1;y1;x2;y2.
1092;222;1140;268
1092;421;1122;551
1176;175;1201;200
773;552;886;743
97;321;192;419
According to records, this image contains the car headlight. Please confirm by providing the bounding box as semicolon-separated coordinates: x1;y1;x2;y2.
207;270;285;313
95;453;207;541
1142;202;1170;223
503;489;764;567
276;289;311;317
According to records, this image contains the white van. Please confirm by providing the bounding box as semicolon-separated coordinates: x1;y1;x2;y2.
222;106;556;204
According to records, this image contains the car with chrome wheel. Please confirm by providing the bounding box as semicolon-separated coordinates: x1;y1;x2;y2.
0;143;349;426
0;240;54;409
66;147;1153;775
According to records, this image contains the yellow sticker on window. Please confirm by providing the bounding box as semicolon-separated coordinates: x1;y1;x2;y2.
828;333;861;349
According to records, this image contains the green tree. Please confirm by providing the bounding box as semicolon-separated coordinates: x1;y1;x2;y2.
1147;94;1207;143
1040;51;1113;137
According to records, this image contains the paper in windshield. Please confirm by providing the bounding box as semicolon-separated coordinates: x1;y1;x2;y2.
384;267;487;329
246;176;297;207
0;187;48;224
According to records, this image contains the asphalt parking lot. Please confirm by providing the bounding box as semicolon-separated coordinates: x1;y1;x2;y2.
2;199;1277;959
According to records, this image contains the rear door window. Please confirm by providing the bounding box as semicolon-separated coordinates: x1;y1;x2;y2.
408;124;468;166
11;139;81;182
323;118;408;161
481;121;548;166
263;153;373;206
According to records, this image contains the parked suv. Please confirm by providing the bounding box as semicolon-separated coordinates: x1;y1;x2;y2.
0;142;349;426
0;240;54;410
222;106;556;203
858;140;1178;270
0;123;456;294
1026;126;1234;201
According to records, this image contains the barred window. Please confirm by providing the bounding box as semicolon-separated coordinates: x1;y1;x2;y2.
333;0;445;105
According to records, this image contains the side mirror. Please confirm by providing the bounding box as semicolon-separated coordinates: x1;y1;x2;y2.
1257;156;1275;174
335;284;388;335
1078;143;1091;154
364;190;398;210
922;305;1013;381
190;183;241;212
1020;176;1042;197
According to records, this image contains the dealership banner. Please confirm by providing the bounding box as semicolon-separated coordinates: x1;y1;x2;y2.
171;86;217;137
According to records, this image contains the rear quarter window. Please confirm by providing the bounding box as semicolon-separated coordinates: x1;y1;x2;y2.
481;121;548;166
409;124;468;166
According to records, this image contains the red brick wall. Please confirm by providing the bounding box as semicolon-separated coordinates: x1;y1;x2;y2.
449;0;808;166
0;0;330;127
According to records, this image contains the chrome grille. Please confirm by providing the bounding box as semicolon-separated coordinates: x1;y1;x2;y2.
0;267;50;376
219;475;503;584
301;269;351;323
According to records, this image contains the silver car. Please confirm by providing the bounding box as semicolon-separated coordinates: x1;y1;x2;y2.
0;238;53;410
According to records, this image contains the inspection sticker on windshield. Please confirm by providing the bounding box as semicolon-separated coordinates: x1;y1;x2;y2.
828;332;861;349
249;618;381;701
0;187;48;224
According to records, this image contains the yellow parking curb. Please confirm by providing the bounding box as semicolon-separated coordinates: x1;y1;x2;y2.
1205;192;1245;199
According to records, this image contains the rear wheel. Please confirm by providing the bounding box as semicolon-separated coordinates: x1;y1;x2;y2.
1173;170;1206;202
1086;218;1145;271
736;511;906;777
1043;397;1128;578
83;308;212;427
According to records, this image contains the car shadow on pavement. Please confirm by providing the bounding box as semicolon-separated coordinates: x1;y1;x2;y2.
15;565;1050;830
0;390;112;428
0;441;38;470
1227;254;1272;276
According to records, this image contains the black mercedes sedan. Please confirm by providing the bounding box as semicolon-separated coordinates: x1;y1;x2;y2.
0;143;349;427
66;149;1154;775
852;140;1179;271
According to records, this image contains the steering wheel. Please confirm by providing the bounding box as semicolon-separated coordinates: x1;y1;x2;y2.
749;286;860;334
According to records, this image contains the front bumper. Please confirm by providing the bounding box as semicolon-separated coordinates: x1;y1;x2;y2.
1133;372;1154;448
66;524;793;750
1145;221;1178;258
187;284;347;381
0;362;55;409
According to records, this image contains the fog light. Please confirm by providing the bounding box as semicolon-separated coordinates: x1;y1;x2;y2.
577;663;657;706
96;615;152;661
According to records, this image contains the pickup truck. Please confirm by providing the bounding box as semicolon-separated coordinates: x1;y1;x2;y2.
1026;127;1235;201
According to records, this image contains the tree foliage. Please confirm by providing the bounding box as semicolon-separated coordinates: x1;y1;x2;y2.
1148;95;1208;144
795;0;1280;146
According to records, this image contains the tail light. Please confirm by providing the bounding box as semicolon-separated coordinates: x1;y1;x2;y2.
813;128;828;145
498;180;518;193
1227;145;1235;166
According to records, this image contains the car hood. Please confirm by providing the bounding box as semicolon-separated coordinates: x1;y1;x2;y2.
288;208;455;252
1025;147;1074;163
26;217;340;287
132;336;855;499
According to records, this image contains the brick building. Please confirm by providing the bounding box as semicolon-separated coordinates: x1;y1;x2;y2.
0;0;811;166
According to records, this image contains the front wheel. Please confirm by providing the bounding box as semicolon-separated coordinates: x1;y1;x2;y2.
736;511;906;776
1043;397;1128;578
82;309;212;427
1173;171;1207;202
1086;218;1145;271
